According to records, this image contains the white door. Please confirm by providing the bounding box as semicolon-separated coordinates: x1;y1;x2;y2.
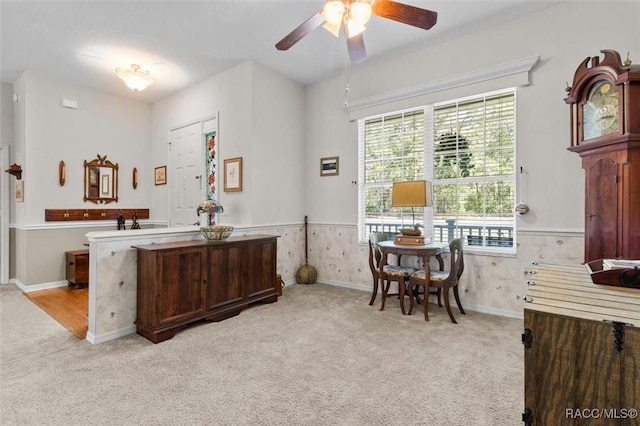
170;123;204;227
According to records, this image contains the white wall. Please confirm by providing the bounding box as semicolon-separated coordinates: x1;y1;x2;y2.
6;1;640;315
7;59;308;288
249;63;306;225
13;71;152;225
0;83;14;148
1;83;15;283
300;1;640;316
151;60;306;227
304;0;640;232
9;71;152;286
150;61;251;225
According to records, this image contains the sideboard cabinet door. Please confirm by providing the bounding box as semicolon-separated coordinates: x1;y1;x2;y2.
245;237;277;302
136;246;206;343
205;236;278;318
206;242;245;313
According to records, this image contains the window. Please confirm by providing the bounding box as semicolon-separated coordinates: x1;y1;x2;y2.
431;90;515;249
359;89;516;251
358;108;425;238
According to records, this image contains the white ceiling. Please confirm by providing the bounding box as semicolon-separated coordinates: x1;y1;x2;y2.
0;0;562;103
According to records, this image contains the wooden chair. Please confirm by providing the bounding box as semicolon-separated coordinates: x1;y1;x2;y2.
367;232;389;305
372;241;416;315
408;238;466;323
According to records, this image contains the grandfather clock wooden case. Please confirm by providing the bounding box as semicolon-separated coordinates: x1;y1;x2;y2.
564;50;640;263
522;51;640;426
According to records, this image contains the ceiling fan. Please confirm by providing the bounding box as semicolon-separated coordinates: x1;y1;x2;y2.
275;0;437;63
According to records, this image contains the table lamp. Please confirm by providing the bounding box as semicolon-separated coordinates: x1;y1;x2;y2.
391;180;432;236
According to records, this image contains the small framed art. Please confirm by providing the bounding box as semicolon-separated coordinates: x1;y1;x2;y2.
320;156;339;177
154;166;167;185
224;157;243;192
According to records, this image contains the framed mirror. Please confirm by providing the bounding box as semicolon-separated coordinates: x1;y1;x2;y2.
84;154;118;204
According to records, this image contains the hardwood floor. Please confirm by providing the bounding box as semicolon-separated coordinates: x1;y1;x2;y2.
25;286;88;339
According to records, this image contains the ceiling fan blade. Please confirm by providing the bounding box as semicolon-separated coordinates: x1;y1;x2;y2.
347;33;366;63
275;10;325;51
372;0;438;30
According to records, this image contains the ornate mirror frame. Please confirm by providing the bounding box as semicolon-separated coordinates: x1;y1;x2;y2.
84;154;118;204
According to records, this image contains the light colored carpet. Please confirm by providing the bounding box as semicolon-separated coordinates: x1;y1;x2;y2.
0;283;523;425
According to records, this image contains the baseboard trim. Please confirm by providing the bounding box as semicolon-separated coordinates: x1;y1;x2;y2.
86;283;302;345
462;303;523;320
12;278;68;292
86;325;137;345
319;279;523;319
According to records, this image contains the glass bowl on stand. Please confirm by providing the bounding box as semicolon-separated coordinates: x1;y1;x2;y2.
201;225;234;241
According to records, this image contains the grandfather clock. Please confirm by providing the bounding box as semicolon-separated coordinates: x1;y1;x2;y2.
565;50;640;262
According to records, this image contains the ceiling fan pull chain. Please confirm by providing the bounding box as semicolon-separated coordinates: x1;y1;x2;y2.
344;61;351;108
344;82;350;108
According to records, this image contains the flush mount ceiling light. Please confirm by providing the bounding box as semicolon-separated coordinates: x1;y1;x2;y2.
115;64;154;92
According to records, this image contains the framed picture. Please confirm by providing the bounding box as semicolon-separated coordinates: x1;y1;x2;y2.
224;157;243;192
154;166;167;185
15;181;24;202
320;156;339;177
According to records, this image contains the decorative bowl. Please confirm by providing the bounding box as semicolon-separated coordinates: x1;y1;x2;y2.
201;225;234;241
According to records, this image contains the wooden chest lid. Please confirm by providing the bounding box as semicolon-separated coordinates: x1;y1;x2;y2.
524;261;640;327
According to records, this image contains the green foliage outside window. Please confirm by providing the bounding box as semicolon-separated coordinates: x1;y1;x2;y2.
359;90;515;248
362;110;425;228
433;92;515;226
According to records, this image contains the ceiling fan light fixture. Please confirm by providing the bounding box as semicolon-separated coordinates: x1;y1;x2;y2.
322;21;342;37
116;64;154;92
346;19;366;38
275;0;438;64
322;1;345;26
349;1;372;26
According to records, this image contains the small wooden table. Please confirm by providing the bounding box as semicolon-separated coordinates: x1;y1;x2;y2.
377;240;447;313
66;249;89;288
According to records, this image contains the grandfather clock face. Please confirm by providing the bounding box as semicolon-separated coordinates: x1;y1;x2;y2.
582;80;619;140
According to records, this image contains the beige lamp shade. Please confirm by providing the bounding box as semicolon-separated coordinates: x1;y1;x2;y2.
391;180;432;207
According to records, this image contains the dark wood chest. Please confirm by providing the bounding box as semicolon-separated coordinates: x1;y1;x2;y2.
523;262;640;425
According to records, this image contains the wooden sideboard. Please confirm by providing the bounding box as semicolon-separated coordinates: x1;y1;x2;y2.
523;262;640;425
133;234;278;343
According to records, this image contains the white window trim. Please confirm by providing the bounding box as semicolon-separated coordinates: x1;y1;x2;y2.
429;88;517;254
358;90;517;254
346;55;539;119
